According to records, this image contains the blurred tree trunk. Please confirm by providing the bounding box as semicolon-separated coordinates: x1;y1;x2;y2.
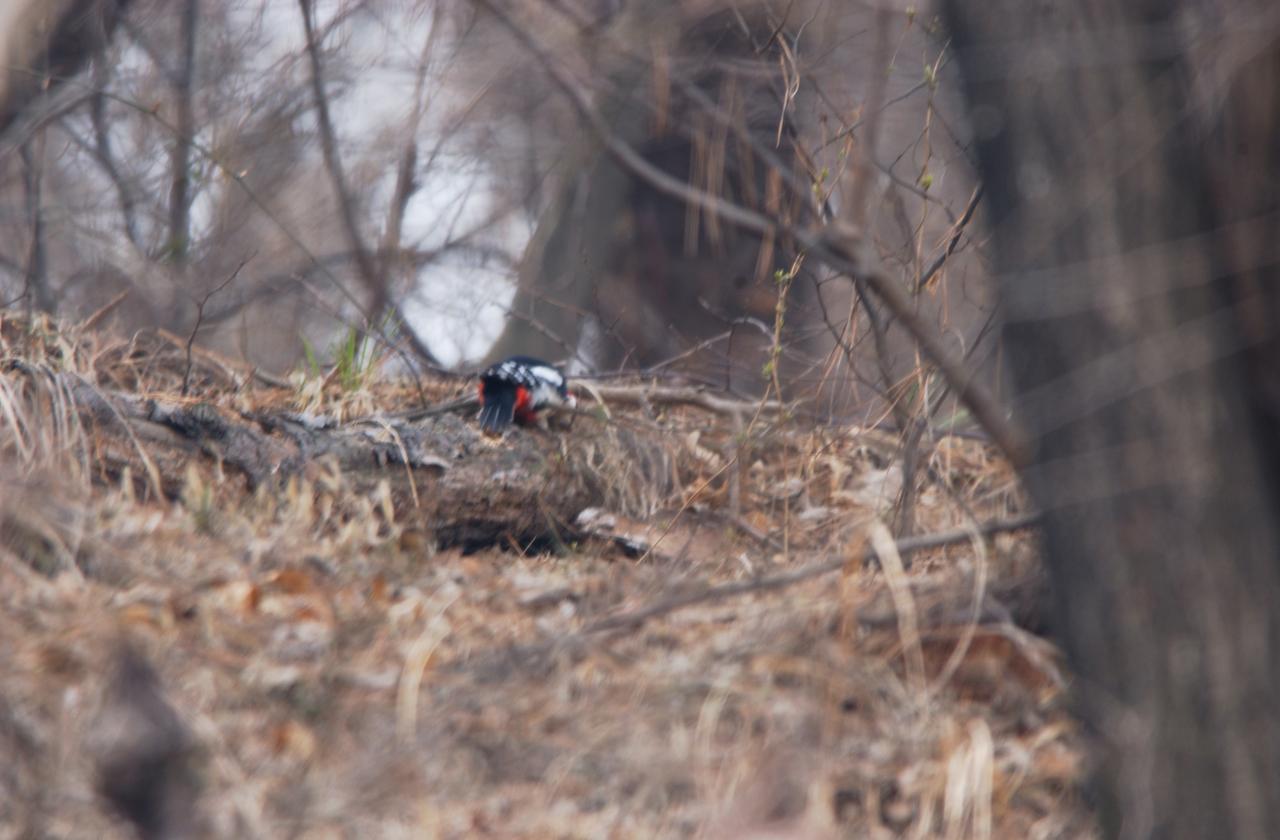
942;1;1280;838
19;139;51;312
485;64;643;366
483;1;684;367
0;0;132;135
485;2;806;383
166;0;198;265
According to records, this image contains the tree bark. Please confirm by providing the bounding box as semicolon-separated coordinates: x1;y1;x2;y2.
941;2;1280;837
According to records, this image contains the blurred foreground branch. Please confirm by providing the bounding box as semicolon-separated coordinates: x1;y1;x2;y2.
944;1;1280;837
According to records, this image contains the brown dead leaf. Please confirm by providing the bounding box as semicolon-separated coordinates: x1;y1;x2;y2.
271;719;318;762
268;567;314;594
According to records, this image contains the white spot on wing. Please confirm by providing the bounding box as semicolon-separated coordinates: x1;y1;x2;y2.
529;366;563;387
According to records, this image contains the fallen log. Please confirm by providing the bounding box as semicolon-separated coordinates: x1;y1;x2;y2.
6;363;677;550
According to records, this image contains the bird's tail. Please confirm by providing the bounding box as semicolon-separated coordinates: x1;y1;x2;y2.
478;384;516;434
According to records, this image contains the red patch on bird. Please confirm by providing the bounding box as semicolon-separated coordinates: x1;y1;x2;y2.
513;386;535;424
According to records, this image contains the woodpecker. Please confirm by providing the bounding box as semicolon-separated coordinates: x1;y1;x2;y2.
477;356;574;434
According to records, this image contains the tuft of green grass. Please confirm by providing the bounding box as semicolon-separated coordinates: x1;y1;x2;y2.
298;326;380;393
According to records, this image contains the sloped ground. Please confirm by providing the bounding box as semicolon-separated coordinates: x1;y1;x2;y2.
0;313;1095;838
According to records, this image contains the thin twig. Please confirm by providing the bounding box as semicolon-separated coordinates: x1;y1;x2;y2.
585;383;786;418
916;184;984;293
154;329;291;390
81;290;132;333
183;258;250;396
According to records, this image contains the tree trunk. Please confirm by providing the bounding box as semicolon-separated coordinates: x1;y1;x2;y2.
166;0;198;266
0;0;133;136
941;2;1280;837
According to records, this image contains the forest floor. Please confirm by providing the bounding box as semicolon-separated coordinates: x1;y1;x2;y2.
0;312;1095;839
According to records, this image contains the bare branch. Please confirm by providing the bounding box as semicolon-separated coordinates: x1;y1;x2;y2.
915;184;984;293
297;0;386;329
182;257;250;396
89;64;143;251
